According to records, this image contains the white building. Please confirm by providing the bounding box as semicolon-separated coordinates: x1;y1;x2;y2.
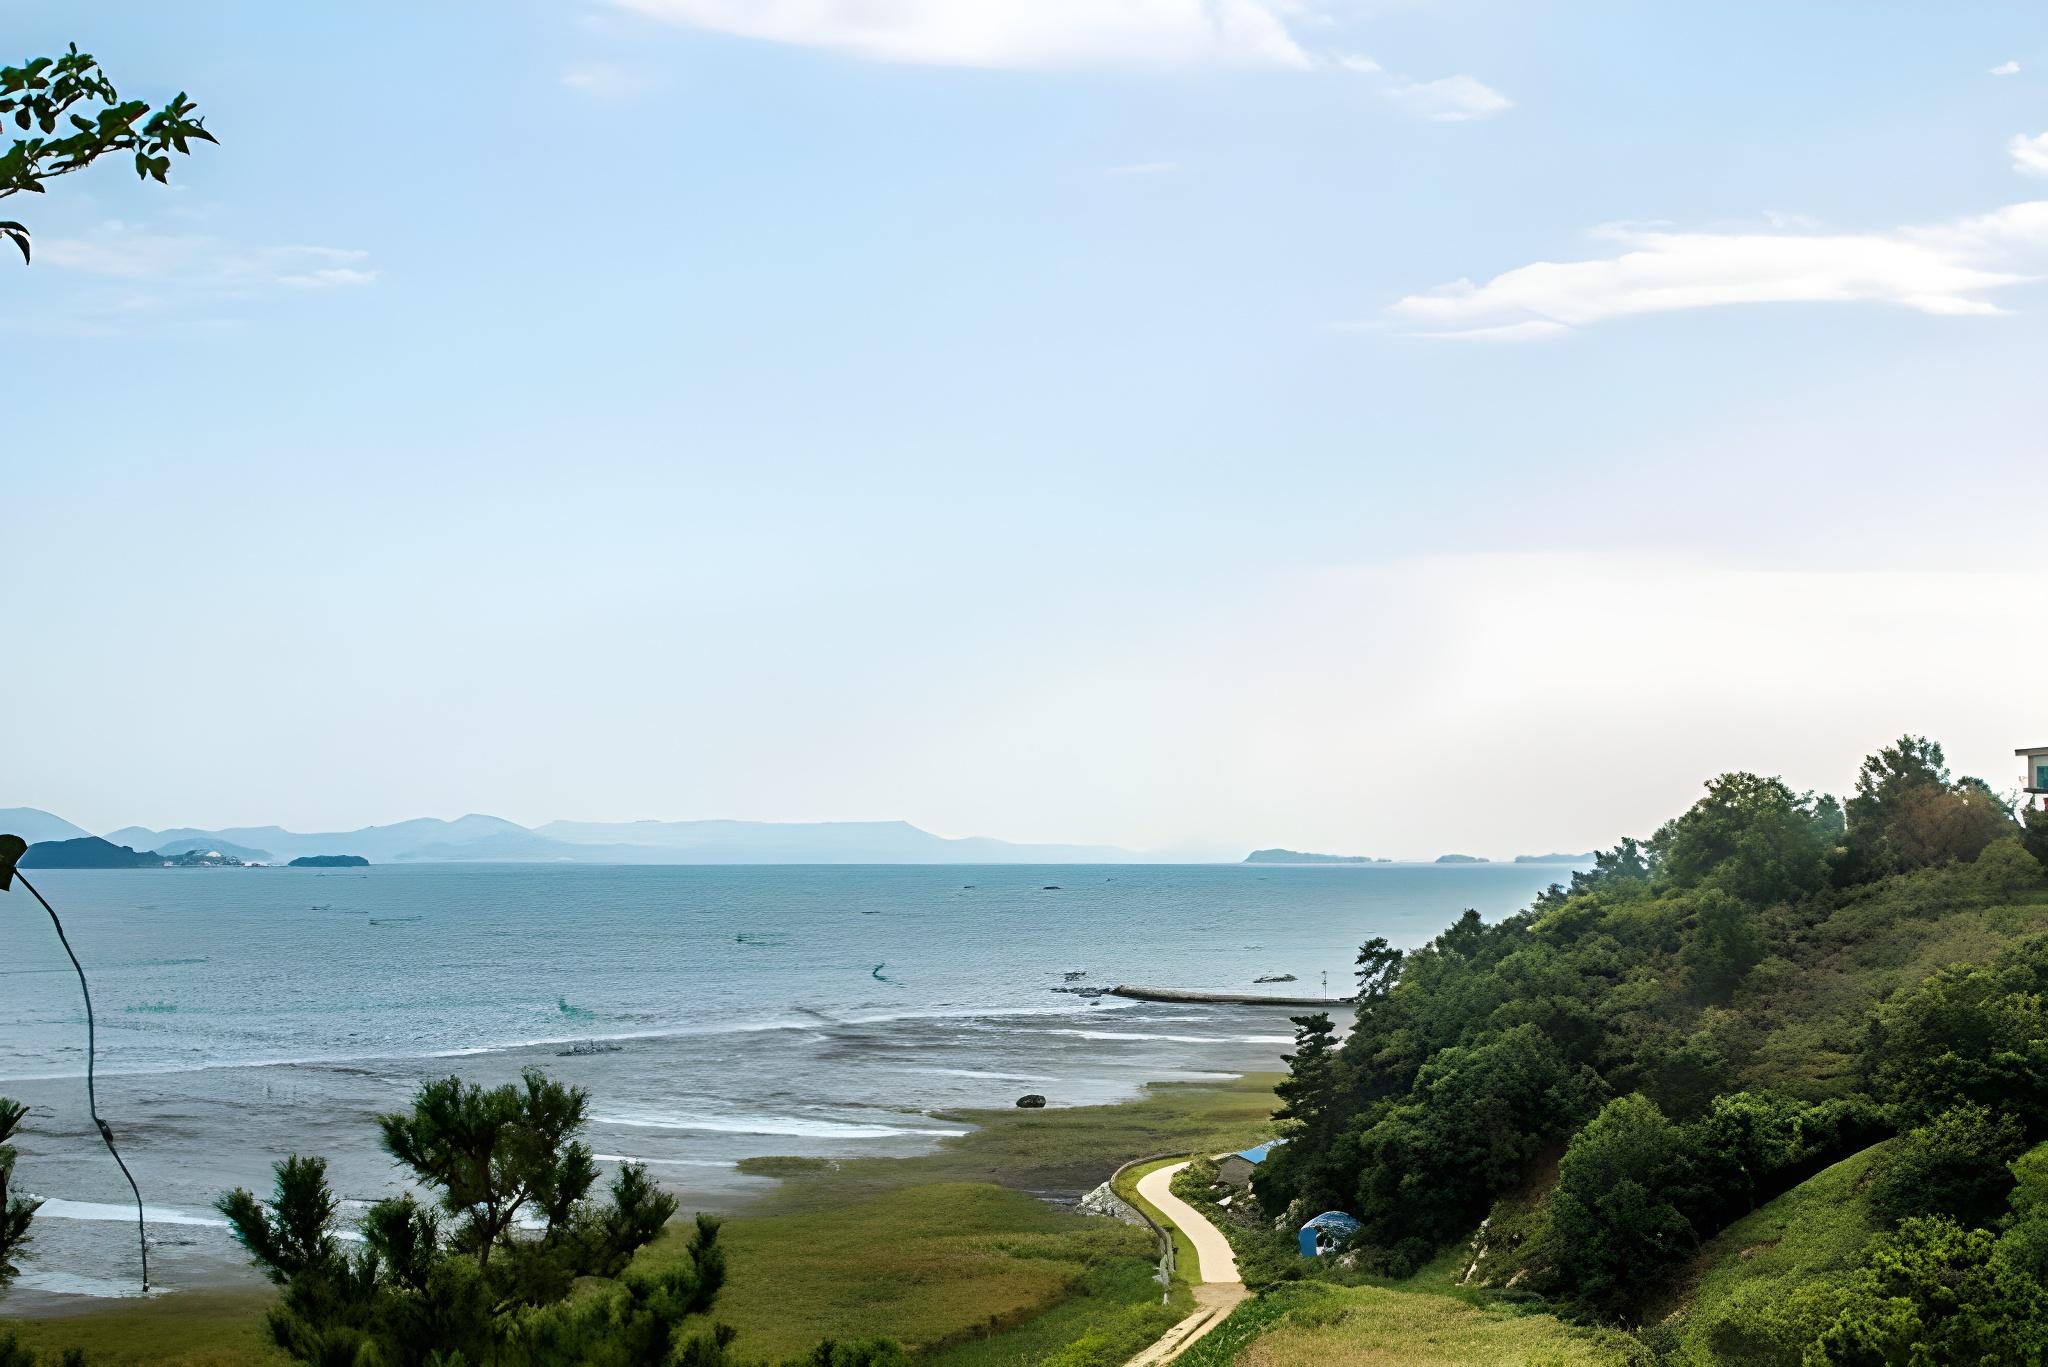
2020;746;2048;810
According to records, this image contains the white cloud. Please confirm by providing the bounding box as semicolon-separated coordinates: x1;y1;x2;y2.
561;60;658;98
614;0;1311;68
1340;52;1511;122
1992;60;2021;77
2012;131;2048;178
1104;160;1181;176
1389;204;2048;338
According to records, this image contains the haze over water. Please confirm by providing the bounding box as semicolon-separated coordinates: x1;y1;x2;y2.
3;862;1573;1304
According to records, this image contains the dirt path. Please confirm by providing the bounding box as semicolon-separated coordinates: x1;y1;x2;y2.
1126;1161;1247;1366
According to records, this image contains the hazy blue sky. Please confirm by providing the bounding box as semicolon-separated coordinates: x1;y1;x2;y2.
5;2;2046;858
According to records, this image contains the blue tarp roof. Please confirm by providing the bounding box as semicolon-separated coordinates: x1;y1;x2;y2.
1233;1140;1285;1164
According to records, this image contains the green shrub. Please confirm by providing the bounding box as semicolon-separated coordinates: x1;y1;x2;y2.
1806;1217;2048;1364
1868;1104;2025;1228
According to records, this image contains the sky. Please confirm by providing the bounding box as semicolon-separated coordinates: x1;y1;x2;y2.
4;1;2046;859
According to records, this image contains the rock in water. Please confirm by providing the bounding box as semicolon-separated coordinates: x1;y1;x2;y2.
1015;1093;1047;1109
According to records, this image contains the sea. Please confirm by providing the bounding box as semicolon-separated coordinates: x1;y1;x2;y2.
0;861;1576;1306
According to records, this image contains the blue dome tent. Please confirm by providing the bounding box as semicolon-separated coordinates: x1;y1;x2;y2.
1298;1211;1363;1258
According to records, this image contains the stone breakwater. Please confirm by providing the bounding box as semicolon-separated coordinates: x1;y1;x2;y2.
1108;985;1355;1007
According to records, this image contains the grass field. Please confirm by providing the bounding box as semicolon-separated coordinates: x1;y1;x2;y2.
1174;1280;1636;1367
0;1289;283;1367
671;1075;1278;1362
1;1073;1280;1365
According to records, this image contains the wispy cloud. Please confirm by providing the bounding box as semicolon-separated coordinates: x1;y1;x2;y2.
1104;160;1181;177
1339;53;1511;122
561;60;659;99
277;266;379;288
614;0;1310;68
37;227;375;290
1388;205;2048;338
2012;131;2048;178
14;225;376;333
1383;72;1512;122
1992;60;2021;77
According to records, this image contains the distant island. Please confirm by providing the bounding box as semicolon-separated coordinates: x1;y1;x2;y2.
18;836;247;869
289;854;369;868
1243;848;1389;865
21;836;162;868
1434;853;1490;863
1513;852;1597;864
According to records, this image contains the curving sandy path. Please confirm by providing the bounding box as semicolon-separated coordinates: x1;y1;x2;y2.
1138;1161;1241;1283
1125;1161;1247;1365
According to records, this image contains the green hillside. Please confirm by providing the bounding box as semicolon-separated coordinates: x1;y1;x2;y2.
1236;736;2048;1363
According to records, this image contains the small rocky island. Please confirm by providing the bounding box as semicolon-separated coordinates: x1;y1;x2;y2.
1242;848;1388;864
289;854;370;868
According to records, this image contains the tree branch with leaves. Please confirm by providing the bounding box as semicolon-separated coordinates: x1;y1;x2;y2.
0;43;214;263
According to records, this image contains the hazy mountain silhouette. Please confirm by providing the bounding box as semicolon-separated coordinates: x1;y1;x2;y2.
0;807;92;845
46;812;1148;864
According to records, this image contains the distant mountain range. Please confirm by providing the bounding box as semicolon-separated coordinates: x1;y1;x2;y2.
5;809;1154;865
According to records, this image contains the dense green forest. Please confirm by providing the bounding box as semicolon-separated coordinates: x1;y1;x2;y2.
1254;736;2048;1361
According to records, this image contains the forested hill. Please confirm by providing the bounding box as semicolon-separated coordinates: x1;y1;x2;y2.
1253;736;2048;1359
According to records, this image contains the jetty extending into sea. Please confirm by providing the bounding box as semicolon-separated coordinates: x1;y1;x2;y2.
1109;984;1355;1007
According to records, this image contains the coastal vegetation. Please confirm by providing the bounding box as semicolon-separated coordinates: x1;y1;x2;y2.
0;1075;1277;1365
208;1068;913;1367
1238;736;2048;1360
0;1101;34;1284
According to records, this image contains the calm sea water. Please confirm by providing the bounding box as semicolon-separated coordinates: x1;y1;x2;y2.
0;862;1574;1305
